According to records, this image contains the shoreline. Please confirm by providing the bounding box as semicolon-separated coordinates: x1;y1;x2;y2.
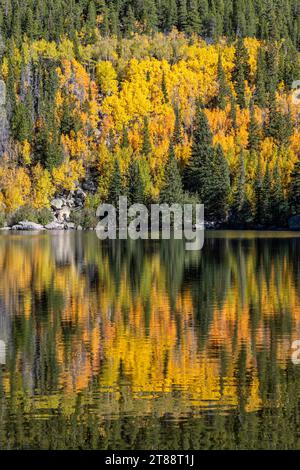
0;225;298;233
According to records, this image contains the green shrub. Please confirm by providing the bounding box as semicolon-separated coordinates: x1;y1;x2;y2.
70;208;98;229
9;205;53;226
0;212;6;228
9;205;39;225
36;208;53;225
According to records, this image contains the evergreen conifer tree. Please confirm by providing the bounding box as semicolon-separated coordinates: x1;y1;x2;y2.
248;103;261;154
232;37;249;108
289;158;300;215
271;159;288;225
178;0;188;32
173;105;182;145
261;163;272;226
128;159;145;205
183;101;214;194
160;142;183;204
254;153;264;224
255;47;267;107
216;53;230;110
187;0;202;35
232;150;252;226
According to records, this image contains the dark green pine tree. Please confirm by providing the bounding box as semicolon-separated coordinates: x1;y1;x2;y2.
123;5;136;36
216;53;230;110
248;103;261;154
232;37;249;108
289;157;300;215
178;0;188;32
45;127;64;170
6;44;16;120
142;0;158;33
231;150;252;226
261;163;272;226
187;0;202;35
160;142;183;204
87;1;97;33
35;122;64;170
164;0;178;32
99;4;110;36
254;47;267;107
128;159;145;205
229;94;237;130
270;159;288;226
266;105;293;147
161;71;168;102
210;144;231;221
173;104;183;145
108;158;123;206
11;98;33;143
254;153;264;225
184;102;229;220
71;30;82;62
142;116;152;157
183;101;214;194
266;43;278;98
11;5;22;46
109;6;119;36
121;125;129;148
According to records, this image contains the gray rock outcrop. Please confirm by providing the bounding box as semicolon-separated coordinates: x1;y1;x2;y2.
11;220;45;231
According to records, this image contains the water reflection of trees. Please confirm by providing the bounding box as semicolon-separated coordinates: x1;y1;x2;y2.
1;232;300;448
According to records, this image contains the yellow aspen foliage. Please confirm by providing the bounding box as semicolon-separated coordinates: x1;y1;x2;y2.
1;57;8;80
175;138;191;165
62;131;90;160
31;164;55;209
0;163;31;213
96;61;118;96
52;159;84;192
21;140;32;166
244;38;261;79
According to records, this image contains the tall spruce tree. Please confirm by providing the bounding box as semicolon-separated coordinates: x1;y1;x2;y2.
142;0;158;33
232;150;252;226
261;163;272;226
254;152;264;224
128;159;145;205
271;159;288;226
255;47;267;107
178;0;188;32
289;157;300;215
248;103;261;154
216;53;230;110
173;104;182;145
160;142;183;204
232;37;249;108
184;102;229;220
210;144;231;221
187;0;202;35
183;101;214;195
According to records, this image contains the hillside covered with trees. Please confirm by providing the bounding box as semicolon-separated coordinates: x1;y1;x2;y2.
0;1;300;227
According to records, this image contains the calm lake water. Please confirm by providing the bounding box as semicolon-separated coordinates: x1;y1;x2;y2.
1;231;300;449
